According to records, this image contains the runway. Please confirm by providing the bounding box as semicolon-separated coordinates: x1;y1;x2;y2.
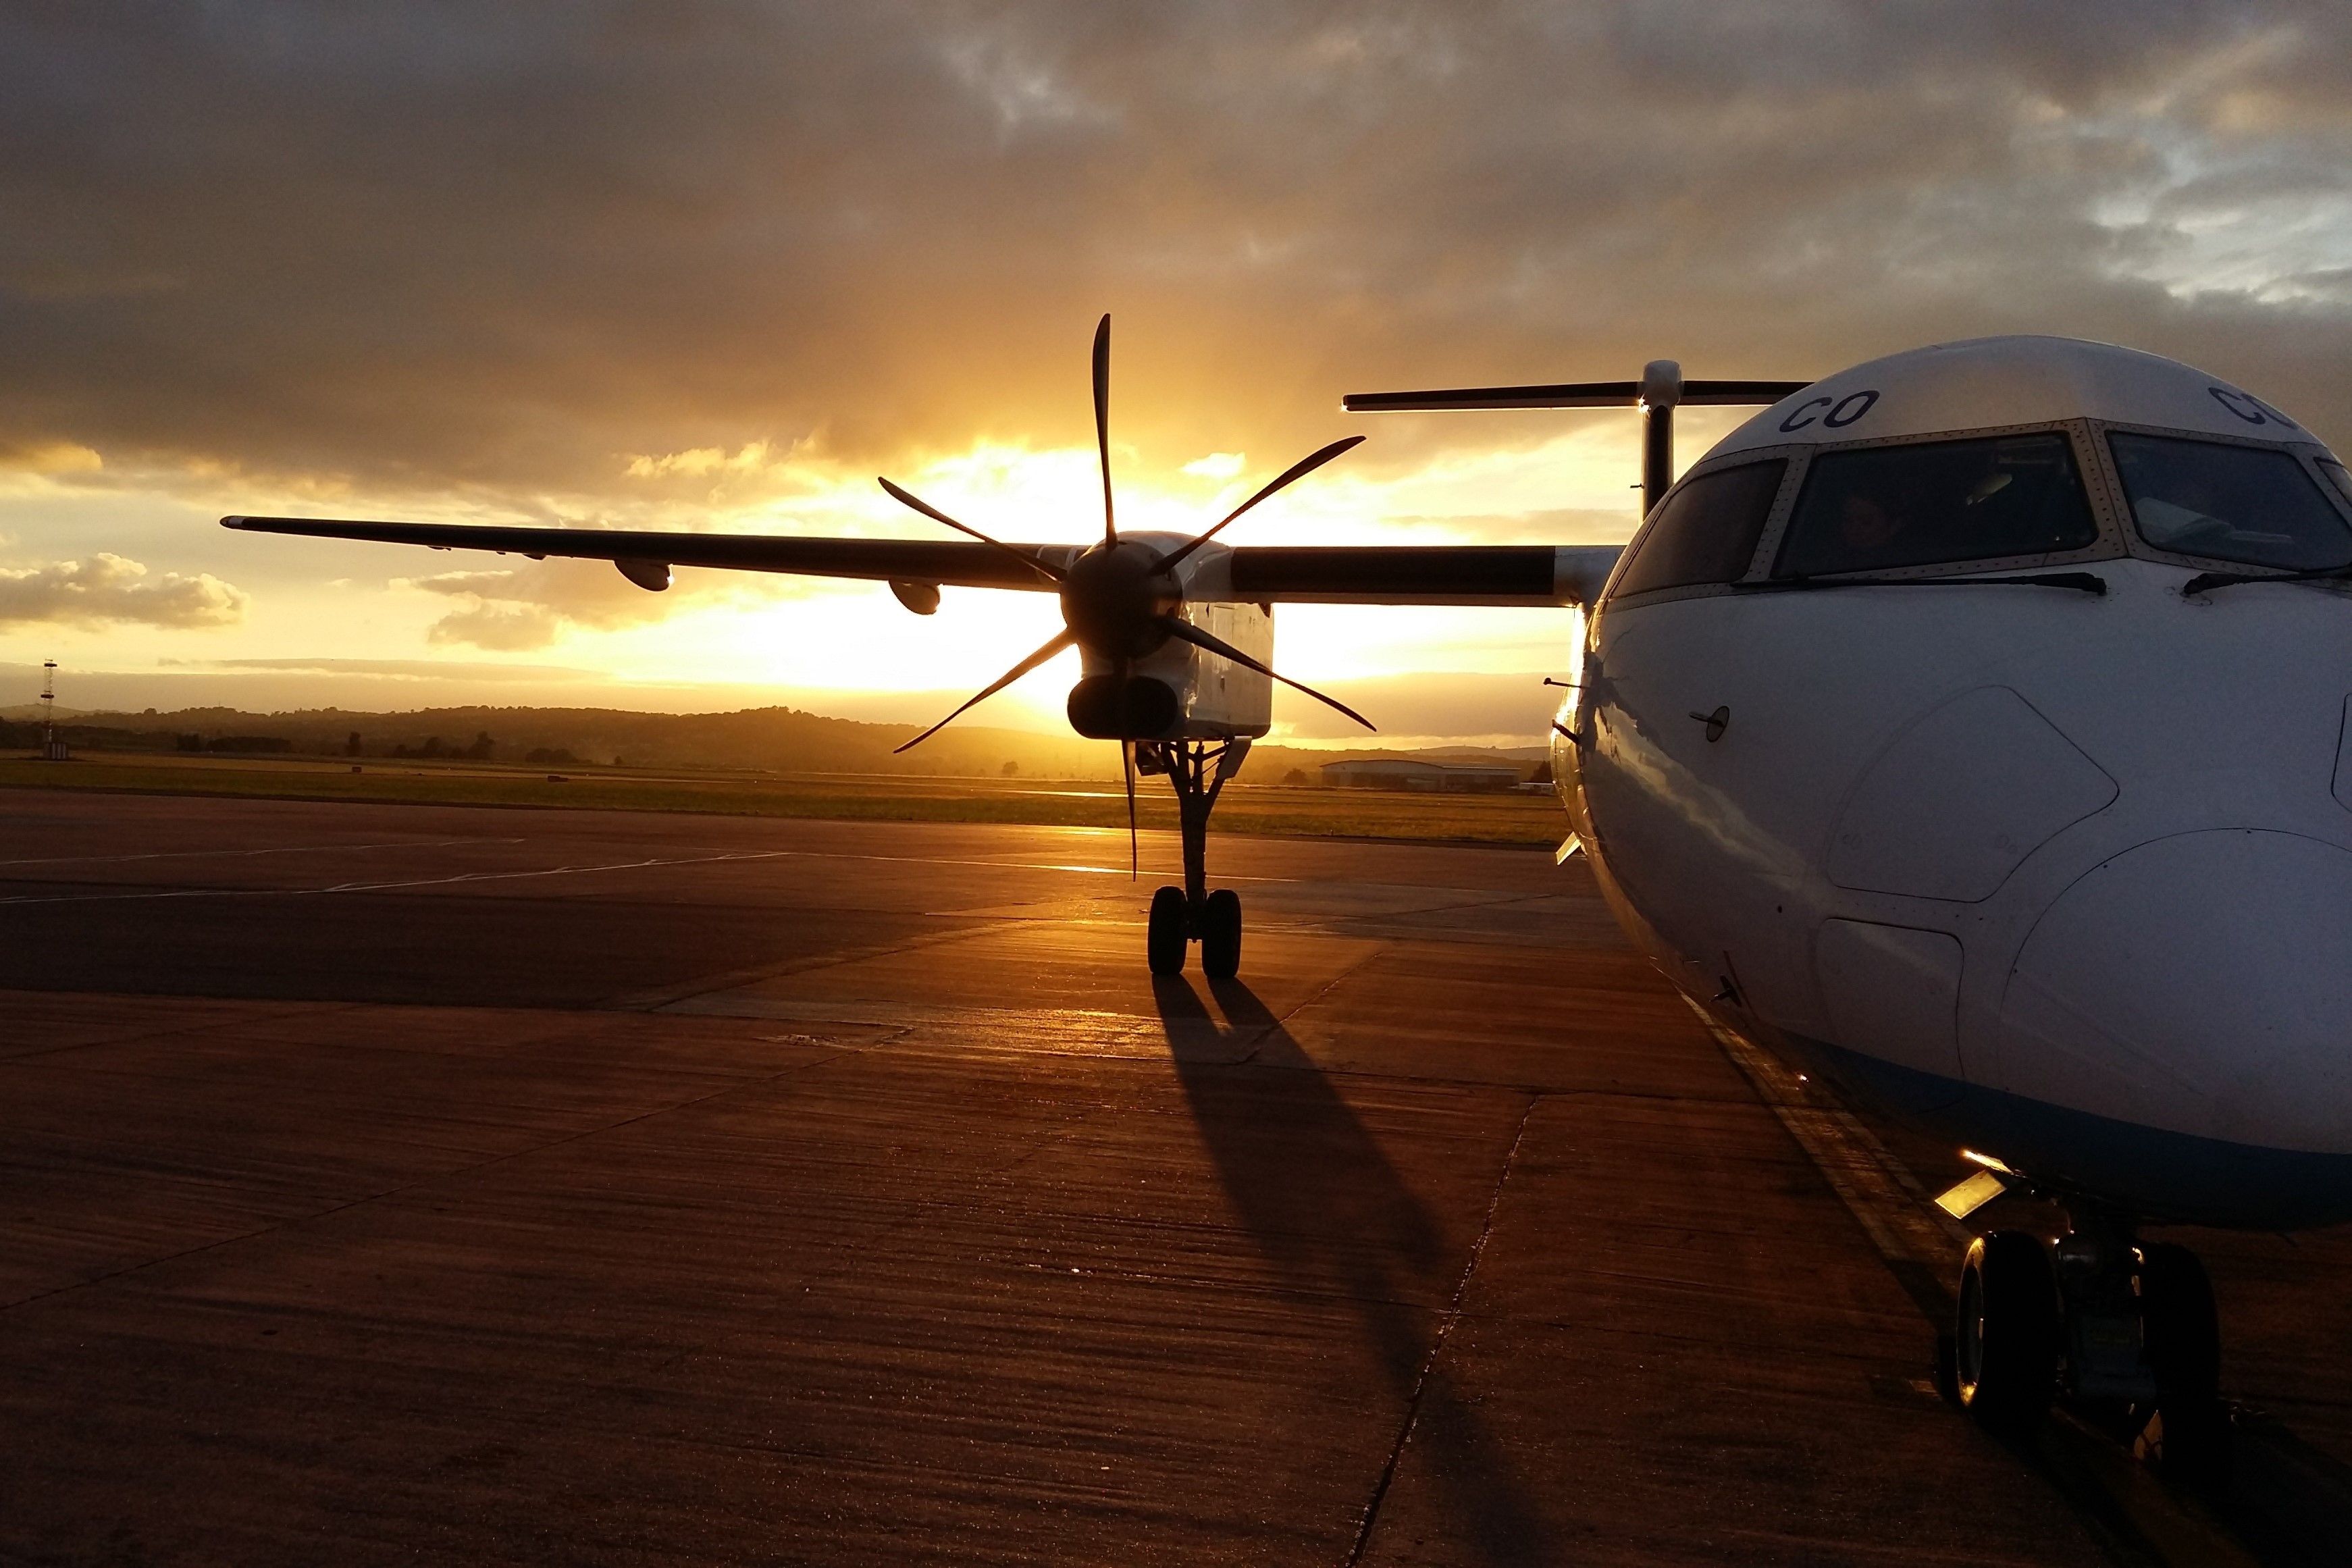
3;789;2349;1565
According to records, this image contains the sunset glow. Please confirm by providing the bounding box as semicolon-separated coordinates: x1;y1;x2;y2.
3;8;2346;743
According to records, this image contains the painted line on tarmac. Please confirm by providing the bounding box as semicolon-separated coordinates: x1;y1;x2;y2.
1688;1001;2259;1568
0;836;523;868
0;843;1286;906
0;850;799;904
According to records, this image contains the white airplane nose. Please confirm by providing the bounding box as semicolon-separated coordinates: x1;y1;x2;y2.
1998;830;2352;1174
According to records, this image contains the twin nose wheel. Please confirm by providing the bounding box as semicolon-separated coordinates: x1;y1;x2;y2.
1147;885;1242;978
1950;1228;2230;1486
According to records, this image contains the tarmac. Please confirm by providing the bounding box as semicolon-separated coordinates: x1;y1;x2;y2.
2;787;2349;1566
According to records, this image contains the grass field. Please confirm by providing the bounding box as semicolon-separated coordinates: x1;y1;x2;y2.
0;751;1566;847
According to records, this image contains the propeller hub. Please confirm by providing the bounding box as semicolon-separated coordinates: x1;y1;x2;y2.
1060;541;1180;659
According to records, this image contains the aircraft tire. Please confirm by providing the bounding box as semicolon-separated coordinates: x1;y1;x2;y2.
1199;889;1242;979
1955;1230;2058;1433
2141;1243;2231;1486
2140;1243;2220;1398
1147;885;1188;974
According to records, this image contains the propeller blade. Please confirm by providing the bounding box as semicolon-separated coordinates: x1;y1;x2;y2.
1157;617;1376;731
877;477;1065;582
1155;434;1365;573
1122;739;1138;881
891;628;1076;754
1092;313;1114;544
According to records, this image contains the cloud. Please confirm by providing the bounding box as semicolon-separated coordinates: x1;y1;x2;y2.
624;440;786;482
2;0;2351;513
0;553;246;629
397;558;716;651
425;602;564;652
0;440;103;475
162;656;606;681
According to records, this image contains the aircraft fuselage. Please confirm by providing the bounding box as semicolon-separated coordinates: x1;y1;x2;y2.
1554;336;2352;1229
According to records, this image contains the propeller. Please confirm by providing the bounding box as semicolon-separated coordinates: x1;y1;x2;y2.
891;629;1075;754
1093;313;1115;546
1121;738;1138;878
1153;434;1363;573
875;313;1377;829
1154;616;1374;730
875;477;1062;583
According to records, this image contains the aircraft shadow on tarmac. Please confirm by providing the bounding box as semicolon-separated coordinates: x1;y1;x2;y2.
1151;973;1552;1564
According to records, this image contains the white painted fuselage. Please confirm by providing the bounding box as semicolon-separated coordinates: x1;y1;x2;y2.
1552;337;2352;1228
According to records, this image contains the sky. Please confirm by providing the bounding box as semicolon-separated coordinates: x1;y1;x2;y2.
4;3;2351;744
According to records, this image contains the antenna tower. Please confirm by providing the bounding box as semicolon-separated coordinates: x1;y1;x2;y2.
40;660;66;761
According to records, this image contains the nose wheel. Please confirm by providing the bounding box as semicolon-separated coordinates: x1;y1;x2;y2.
1137;737;1249;978
2136;1241;2229;1483
1146;884;1243;978
1954;1230;2059;1432
1948;1205;2231;1486
1147;887;1188;974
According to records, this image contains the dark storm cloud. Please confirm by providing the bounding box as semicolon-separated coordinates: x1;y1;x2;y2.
5;1;2351;500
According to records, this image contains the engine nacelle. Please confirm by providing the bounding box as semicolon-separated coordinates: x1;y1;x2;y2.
1067;675;1180;739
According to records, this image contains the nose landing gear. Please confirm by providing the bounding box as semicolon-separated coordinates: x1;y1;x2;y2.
1139;737;1249;978
1950;1205;2230;1485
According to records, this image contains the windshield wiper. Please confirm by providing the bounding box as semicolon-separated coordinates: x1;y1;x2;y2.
2180;562;2352;597
1735;571;2108;597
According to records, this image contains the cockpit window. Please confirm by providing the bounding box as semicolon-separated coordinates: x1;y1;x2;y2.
1773;432;2097;579
2109;433;2352;571
2317;456;2352;506
1611;459;1786;598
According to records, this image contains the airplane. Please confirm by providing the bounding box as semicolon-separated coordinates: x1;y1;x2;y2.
222;321;2352;1479
221;315;1656;979
1492;332;2352;1482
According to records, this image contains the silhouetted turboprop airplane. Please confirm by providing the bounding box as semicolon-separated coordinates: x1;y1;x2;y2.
223;316;1719;977
227;323;2352;1475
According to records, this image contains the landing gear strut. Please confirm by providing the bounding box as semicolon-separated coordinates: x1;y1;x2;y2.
1952;1205;2230;1484
1138;737;1247;978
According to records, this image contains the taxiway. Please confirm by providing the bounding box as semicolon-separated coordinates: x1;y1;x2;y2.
2;789;2348;1565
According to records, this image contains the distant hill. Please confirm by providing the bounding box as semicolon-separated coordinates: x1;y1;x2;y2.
1;702;1547;785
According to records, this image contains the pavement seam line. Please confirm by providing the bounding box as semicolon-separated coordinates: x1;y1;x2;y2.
1344;1091;1537;1568
0;835;523;870
0;1045;858;1315
0;837;1172;910
0;997;371;1064
0;846;825;906
1240;941;1391;1066
611;918;1028;1011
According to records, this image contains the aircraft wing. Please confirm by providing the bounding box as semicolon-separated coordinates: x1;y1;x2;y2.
1226;544;1617;605
219;515;1068;590
221;516;1622;606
